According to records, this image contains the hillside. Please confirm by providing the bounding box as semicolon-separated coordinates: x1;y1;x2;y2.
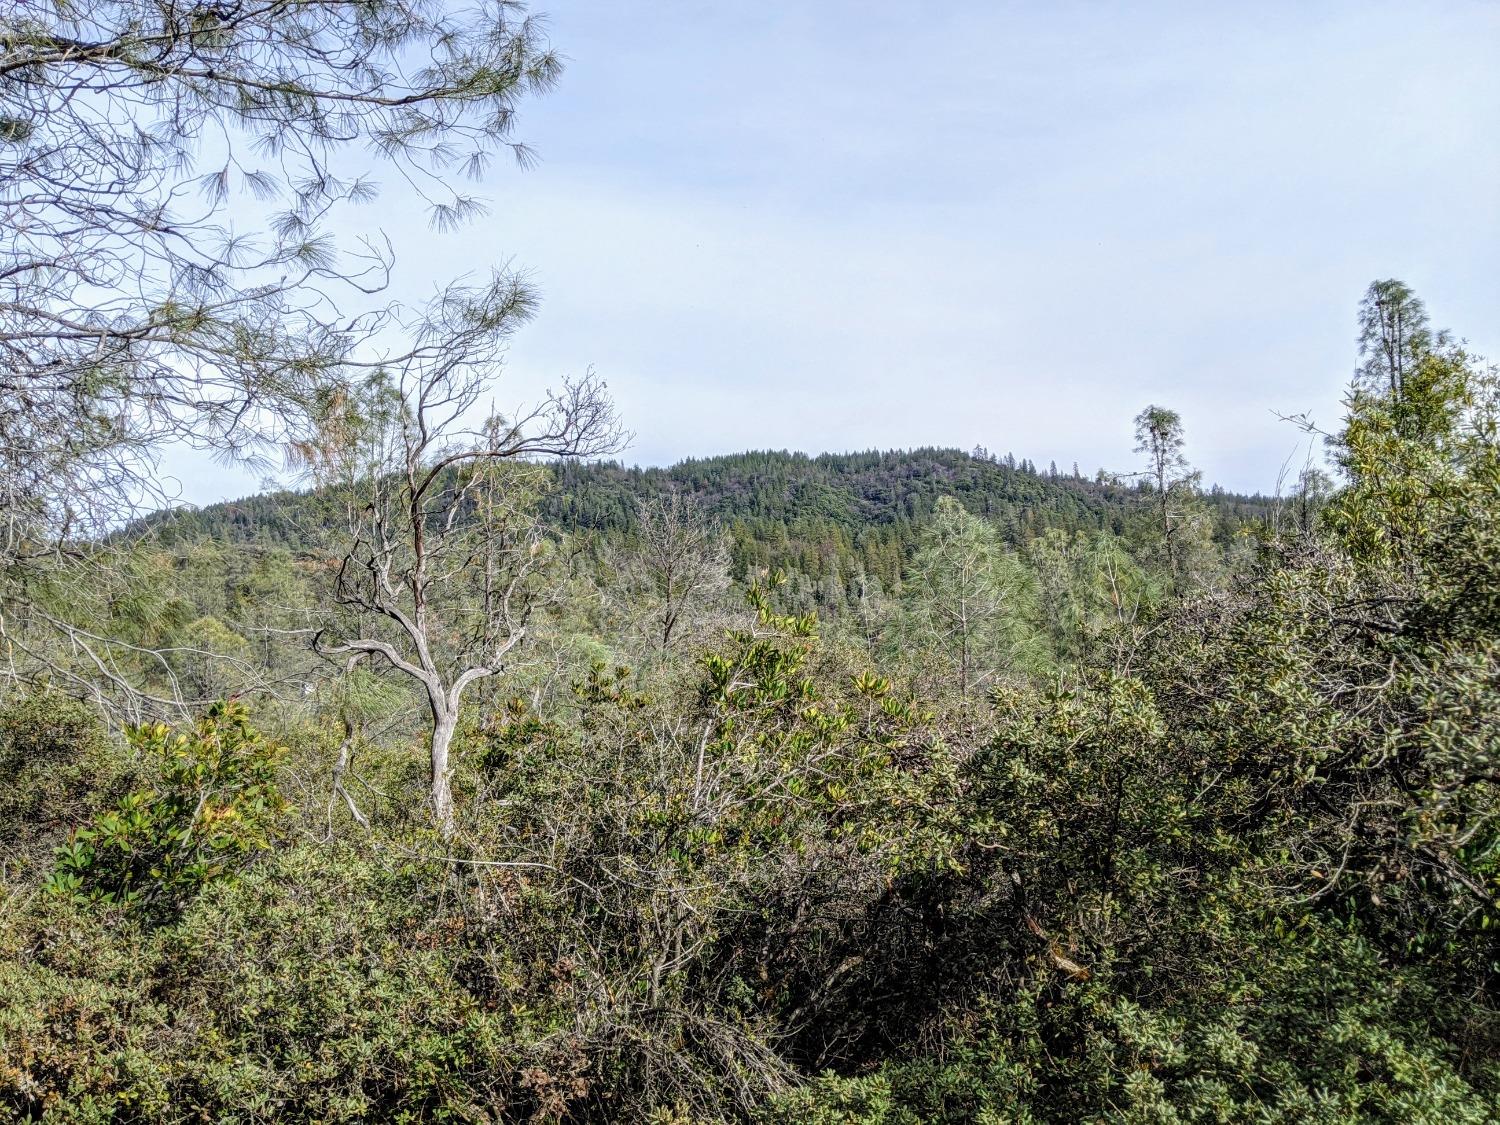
152;446;1272;587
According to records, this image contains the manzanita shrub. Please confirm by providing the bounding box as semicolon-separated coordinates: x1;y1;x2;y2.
45;701;288;914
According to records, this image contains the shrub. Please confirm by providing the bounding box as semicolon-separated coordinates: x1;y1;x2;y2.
0;688;104;773
45;701;289;914
0;689;117;878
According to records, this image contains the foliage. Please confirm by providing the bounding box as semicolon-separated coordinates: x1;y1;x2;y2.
1;0;565;550
443;578;962;1118
19;0;1489;1116
148;446;1269;600
2;844;592;1122
898;496;1049;694
0;689;118;878
1357;278;1444;398
1026;528;1157;662
44;702;288;913
596;490;734;659
0;688;104;774
2;264;1497;1123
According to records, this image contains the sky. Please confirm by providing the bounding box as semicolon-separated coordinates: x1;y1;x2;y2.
167;0;1500;502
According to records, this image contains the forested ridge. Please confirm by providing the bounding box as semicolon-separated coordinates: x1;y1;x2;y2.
151;446;1270;592
2;2;1497;1121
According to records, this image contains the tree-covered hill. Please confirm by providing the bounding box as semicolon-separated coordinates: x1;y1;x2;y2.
152;446;1272;588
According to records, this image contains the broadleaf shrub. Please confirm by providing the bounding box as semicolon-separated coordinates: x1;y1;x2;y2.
44;701;288;913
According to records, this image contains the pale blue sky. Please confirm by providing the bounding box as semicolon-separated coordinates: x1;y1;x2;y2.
168;0;1500;501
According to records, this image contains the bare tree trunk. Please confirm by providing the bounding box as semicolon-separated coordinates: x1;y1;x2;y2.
320;367;622;839
331;720;371;831
431;706;458;839
1157;458;1179;579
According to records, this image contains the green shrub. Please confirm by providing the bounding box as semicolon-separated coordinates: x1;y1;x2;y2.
0;688;104;773
0;689;118;878
1;843;588;1122
44;701;289;914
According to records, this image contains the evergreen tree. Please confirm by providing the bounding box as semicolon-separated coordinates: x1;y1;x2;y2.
1357;278;1440;398
901;497;1045;696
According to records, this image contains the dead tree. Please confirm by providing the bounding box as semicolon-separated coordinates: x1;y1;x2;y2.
310;276;626;836
603;490;732;658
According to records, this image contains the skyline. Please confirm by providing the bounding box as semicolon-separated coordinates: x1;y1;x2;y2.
165;0;1500;503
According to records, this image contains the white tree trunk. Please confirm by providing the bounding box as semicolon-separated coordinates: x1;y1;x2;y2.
430;705;458;838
